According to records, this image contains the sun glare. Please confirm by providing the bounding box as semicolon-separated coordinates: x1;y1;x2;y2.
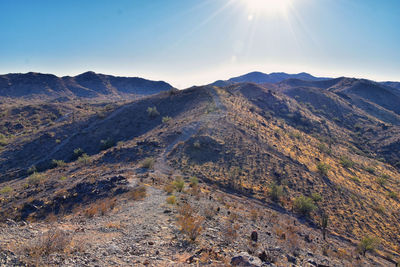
241;0;292;17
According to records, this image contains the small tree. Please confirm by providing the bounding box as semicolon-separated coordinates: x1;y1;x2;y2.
147;106;160;118
317;162;330;176
358;236;379;256
294;196;316;217
269;182;283;203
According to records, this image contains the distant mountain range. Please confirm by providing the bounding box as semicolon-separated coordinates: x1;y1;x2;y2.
211;71;329;86
0;71;174;100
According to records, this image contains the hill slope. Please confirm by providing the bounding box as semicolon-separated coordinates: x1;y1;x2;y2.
0;71;174;100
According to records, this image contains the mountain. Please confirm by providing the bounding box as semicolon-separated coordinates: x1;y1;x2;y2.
0;71;174;100
211;71;328;86
0;77;399;266
381;81;400;90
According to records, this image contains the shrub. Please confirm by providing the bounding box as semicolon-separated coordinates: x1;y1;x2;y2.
189;176;199;187
27;166;37;175
173;177;185;192
141;157;155;169
193;140;201;149
77;153;90;165
294;196;316;216
166;195;176;205
350;176;361;184
311;192;322;202
364;166;376;174
73;148;84;159
147;106;160;118
358;236;379;256
162;116;172;123
388;191;398;200
317;162;331;176
177;203;204;242
0;186;13;195
100;138;115;150
52;159;66;168
376;175;388;187
269;182;283;202
317;143;332;155
340;156;354;169
26;228;72;258
59;176;68;181
127;186;147;200
164;183;175;194
28;172;46;186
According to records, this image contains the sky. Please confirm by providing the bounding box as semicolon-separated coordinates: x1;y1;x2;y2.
0;0;399;88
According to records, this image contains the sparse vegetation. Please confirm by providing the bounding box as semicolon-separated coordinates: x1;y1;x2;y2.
100;138;116;150
73;148;84;159
177;203;204;242
193;140;201;149
141;157;155;169
166;195;176;205
311;192;322;202
25;228;72;258
147;106;160;118
162;116;172;123
52;159;66;168
127;186;147;200
77;153;90;165
388;191;398;200
364;166;376;174
317;162;331;176
173;177;185;192
28;172;46;186
294;196;316;217
269;182;283;202
358;236;380;256
0;186;13;195
340;156;354;169
189;176;199;187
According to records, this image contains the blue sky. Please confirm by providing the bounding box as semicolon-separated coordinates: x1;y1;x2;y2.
0;0;399;88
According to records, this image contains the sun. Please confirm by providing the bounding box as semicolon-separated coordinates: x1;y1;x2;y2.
241;0;293;17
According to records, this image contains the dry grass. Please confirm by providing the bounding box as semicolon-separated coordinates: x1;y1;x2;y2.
84;198;117;218
126;186;147;201
177;203;204;242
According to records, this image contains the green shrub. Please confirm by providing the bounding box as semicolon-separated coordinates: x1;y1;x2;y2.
28;172;46;186
317;162;331;176
317;143;332;155
376;176;388;187
358;236;379;256
100;138;115;150
166;195;176;205
364;166;376;174
0;186;13;195
388;191;398;200
59;176;68;181
340;156;354;169
52;159;66;168
350;176;361;184
73;148;84;159
147;106;160;118
162;116;172;123
294;196;316;216
173;177;185;192
141;157;155;169
27;166;37;175
269;182;283;202
77;153;90;165
189;176;199;187
311;192;322;202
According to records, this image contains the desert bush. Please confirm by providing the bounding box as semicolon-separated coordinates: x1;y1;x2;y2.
364;166;376;174
193;140;201;149
141;157;155;169
73;148;84;159
177;203;204;242
0;186;13;195
269;182;283;202
317;143;332;155
127;186;147;200
340;156;354;169
350;176;361;184
358;236;379;256
166;195;176;205
100;138;115;150
388;191;398;200
84;198;116;217
250;209;258;222
164;183;174;194
25;228;72;258
173;177;185;192
162;116;172;123
28;172;46;186
311;192;322;202
189;176;199;187
376;175;388;186
51;159;66;168
147;106;160;118
77;153;90;165
222;222;239;244
294;196;316;216
317;162;330;176
27;165;37;175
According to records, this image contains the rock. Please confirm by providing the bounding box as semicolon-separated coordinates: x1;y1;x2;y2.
231;252;262;267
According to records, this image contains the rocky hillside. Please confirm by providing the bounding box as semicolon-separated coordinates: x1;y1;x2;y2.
0;78;399;266
0;71;174;100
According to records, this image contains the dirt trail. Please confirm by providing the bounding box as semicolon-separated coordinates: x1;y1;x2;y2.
154;86;225;178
